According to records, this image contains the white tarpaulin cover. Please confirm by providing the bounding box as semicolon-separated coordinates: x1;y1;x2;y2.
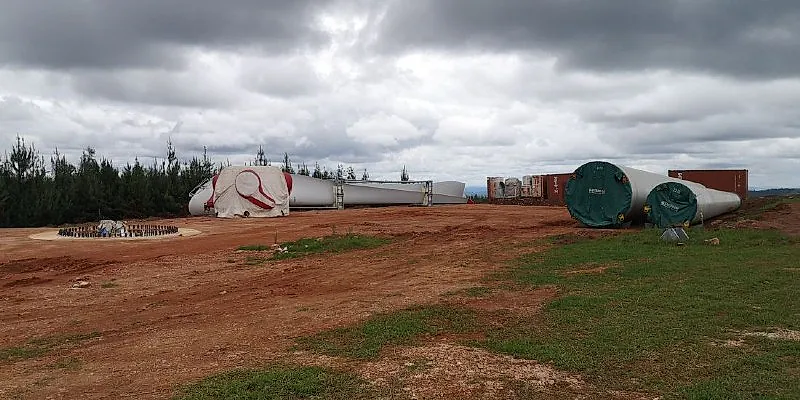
212;166;291;218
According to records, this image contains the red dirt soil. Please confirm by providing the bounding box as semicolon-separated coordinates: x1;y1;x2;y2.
0;205;591;399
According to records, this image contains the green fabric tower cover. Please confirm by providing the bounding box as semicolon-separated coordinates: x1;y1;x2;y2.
645;181;697;228
565;161;632;228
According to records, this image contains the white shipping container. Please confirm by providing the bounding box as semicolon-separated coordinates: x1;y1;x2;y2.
504;178;521;198
522;175;533;188
505;185;519;198
531;175;544;198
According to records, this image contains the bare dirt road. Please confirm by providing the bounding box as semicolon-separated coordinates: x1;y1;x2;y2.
1;204;587;399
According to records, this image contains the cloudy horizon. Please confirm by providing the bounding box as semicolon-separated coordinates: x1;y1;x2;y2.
2;0;799;188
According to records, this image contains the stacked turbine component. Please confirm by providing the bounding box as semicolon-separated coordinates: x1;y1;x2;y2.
565;161;741;228
188;166;468;218
644;181;741;228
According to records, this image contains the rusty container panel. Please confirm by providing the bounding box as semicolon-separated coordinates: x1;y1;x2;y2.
667;169;749;200
487;177;504;200
520;186;532;197
504;178;521;198
531;175;544;198
544;173;574;206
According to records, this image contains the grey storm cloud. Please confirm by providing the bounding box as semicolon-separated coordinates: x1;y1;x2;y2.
2;0;800;188
0;0;334;70
70;71;238;108
373;0;800;79
176;117;433;165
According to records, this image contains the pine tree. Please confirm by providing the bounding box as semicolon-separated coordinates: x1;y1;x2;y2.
75;147;103;221
7;135;41;182
163;140;182;215
346;166;357;180
0;155;10;226
361;168;369;181
3;136;47;226
336;164;344;180
401;166;409;182
312;162;323;179
254;145;269;166
282;152;295;173
0;135;226;227
48;147;76;225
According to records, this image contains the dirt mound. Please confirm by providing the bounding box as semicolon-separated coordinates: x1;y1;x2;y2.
1;256;115;275
3;276;54;287
360;343;586;399
709;201;800;236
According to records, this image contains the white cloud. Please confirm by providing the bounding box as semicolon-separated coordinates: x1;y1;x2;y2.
346;112;425;146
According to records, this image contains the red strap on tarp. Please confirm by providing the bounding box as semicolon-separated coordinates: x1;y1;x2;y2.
236;169;276;210
205;174;219;208
283;172;293;194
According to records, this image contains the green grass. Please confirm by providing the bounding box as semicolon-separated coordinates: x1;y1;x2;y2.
271;234;391;261
296;305;476;359
1;332;101;363
174;364;375;400
0;346;49;362
235;234;391;261
480;228;800;398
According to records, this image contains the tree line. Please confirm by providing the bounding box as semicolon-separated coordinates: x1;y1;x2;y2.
0;136;411;228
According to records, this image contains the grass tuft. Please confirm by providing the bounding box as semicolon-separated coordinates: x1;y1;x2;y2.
296;305;476;359
173;364;374;400
272;234;390;261
462;286;492;297
481;228;800;397
1;331;101;363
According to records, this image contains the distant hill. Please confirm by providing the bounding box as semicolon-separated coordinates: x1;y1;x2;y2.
749;188;800;198
465;185;487;196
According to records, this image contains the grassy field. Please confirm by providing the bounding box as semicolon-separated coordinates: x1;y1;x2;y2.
296;305;476;359
174;364;376;400
179;227;799;399
484;228;800;398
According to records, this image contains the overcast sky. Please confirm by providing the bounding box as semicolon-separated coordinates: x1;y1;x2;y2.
1;0;799;188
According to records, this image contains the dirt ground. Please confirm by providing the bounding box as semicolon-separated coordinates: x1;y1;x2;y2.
1;204;597;399
710;196;800;235
3;198;798;400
